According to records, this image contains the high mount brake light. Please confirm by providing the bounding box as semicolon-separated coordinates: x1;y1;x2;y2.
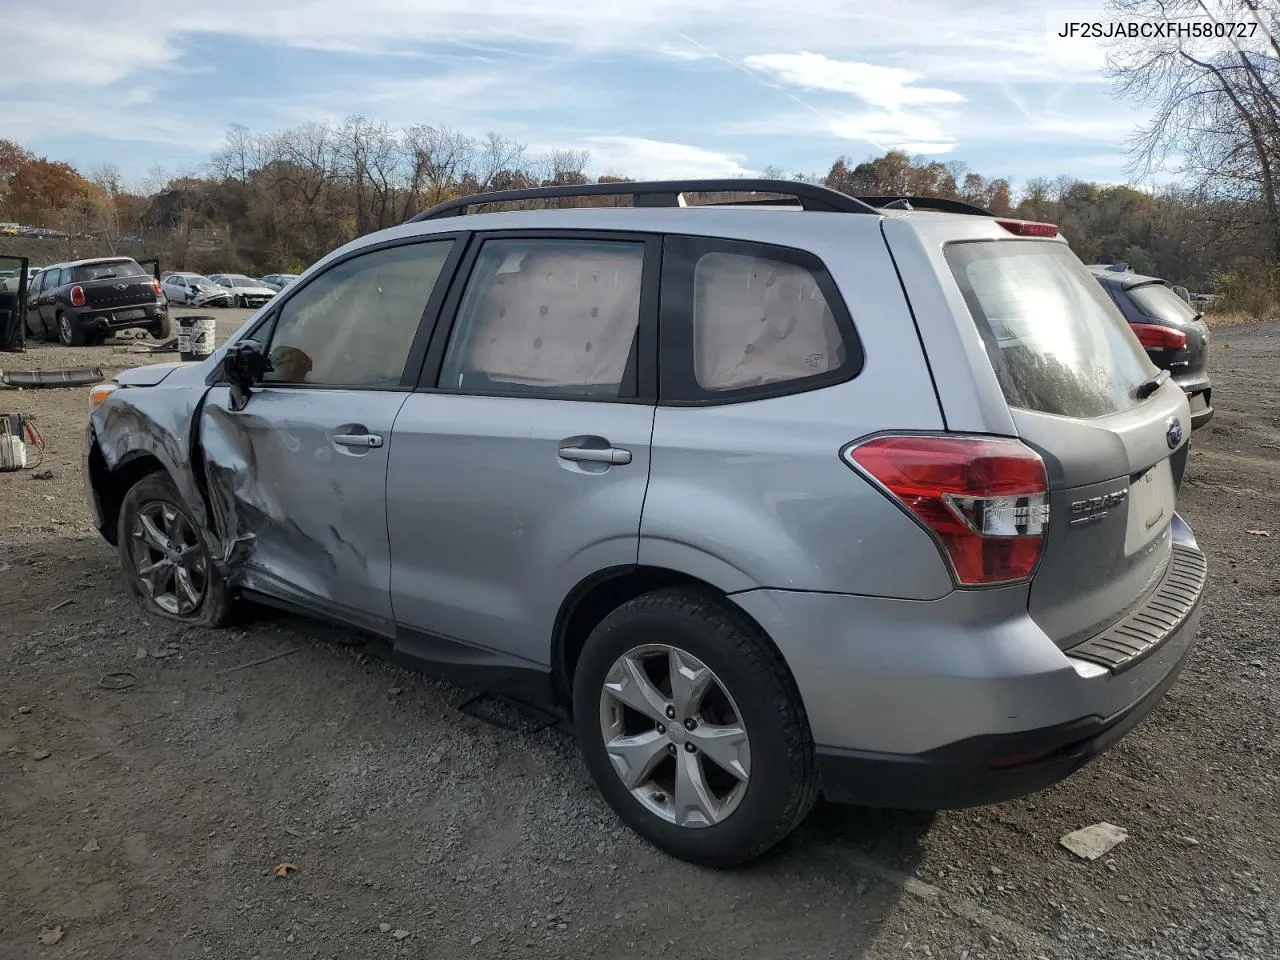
1130;322;1187;351
845;435;1050;586
996;219;1059;238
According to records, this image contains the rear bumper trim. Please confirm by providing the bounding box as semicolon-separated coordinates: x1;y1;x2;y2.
1065;540;1206;673
816;634;1195;809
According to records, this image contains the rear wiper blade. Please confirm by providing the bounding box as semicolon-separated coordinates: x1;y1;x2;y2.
1136;369;1171;399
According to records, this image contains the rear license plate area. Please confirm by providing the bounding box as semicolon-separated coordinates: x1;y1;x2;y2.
1125;458;1175;553
114;308;145;321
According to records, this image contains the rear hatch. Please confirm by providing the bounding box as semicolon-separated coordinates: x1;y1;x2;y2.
942;237;1191;648
1122;279;1210;387
73;260;159;311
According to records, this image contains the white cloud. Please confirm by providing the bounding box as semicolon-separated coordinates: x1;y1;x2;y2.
744;53;963;111
579;137;756;179
1;0;1146;181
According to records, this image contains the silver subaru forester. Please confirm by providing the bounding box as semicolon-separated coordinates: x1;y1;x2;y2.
85;180;1206;866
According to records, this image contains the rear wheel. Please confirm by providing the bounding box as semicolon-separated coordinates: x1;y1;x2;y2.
57;312;85;346
118;472;234;627
573;588;818;866
150;313;173;340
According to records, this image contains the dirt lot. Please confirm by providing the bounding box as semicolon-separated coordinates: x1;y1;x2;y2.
1;320;1277;960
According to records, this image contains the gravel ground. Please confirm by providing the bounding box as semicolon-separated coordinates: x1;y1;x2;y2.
1;319;1276;960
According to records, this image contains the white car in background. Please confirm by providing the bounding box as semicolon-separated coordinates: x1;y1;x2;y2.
209;274;277;309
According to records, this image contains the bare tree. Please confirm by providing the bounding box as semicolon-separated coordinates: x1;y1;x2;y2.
337;116;403;232
402;124;476;215
474;132;527;191
543;149;591;186
1106;0;1280;256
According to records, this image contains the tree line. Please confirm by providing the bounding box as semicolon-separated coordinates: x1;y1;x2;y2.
0;0;1275;316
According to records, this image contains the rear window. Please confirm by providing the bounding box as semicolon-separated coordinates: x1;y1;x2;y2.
73;260;145;282
945;240;1154;419
1126;282;1200;324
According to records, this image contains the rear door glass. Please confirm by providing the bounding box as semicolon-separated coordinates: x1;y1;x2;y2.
1127;282;1200;323
945;240;1154;419
74;260;145;281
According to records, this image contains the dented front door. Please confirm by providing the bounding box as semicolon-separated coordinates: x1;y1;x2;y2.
199;384;407;633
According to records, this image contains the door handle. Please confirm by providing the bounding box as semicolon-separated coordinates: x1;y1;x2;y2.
333;433;384;449
558;445;631;465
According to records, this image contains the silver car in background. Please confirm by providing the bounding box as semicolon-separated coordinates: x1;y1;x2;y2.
260;273;299;292
162;272;235;308
84;179;1206;866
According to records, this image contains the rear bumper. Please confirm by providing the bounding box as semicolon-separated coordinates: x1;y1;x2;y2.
75;302;166;333
814;633;1193;808
1188;388;1213;429
1172;377;1212;430
731;513;1205;809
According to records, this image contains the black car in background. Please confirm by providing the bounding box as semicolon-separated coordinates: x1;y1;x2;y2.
1091;268;1214;429
26;257;171;345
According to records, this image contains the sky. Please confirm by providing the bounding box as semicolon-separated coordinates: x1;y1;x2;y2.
0;1;1154;188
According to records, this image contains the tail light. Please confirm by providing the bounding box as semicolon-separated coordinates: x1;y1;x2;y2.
70;285;85;307
844;435;1049;586
150;276;163;297
1131;322;1187;351
996;218;1058;238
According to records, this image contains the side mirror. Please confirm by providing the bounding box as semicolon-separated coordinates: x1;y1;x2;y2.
221;340;271;410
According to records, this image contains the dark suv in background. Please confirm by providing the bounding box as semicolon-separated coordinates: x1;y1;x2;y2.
1091;268;1213;429
26;257;170;346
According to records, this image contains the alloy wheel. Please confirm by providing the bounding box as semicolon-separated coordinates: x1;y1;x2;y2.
59;314;72;344
129;500;208;616
598;644;751;828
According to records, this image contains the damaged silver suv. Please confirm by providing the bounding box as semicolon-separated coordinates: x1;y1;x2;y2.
86;180;1207;866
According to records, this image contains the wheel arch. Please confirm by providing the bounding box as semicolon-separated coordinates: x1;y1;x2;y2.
550;564;784;717
88;448;169;546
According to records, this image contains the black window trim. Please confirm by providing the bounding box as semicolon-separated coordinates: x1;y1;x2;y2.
657;234;864;406
221;231;469;393
412;228;661;405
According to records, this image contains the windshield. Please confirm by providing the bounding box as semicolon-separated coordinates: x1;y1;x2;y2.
74;260;146;282
229;275;257;287
946;240;1156;419
1127;282;1201;324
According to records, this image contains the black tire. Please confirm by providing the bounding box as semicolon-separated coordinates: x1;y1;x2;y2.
150;313;173;340
57;311;85;346
236;295;245;309
573;588;819;866
117;472;234;628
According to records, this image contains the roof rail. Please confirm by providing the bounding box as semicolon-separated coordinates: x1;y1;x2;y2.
854;195;995;217
406;179;882;222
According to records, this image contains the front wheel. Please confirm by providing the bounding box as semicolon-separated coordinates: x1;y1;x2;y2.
573;588;818;866
118;472;234;627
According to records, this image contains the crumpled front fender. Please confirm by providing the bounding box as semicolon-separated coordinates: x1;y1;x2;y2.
89;370;213;535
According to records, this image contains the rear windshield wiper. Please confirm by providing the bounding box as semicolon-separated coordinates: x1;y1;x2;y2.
1136;369;1171;399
